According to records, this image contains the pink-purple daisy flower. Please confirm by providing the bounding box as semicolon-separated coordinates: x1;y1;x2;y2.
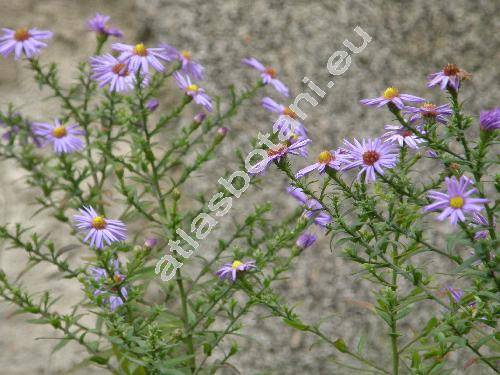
287;187;332;227
174;72;213;112
87;13;123;38
242;57;289;97
248;138;311;174
427;64;470;91
360;87;424;110
215;260;256;282
32;119;85;154
89;260;128;311
479;108;500;131
382;124;425;149
424;176;489;225
161;44;204;80
296;149;348;178
112;42;168;73
90;54;140;93
0;27;52;60
73;206;127;249
342;138;399;183
404;102;452;125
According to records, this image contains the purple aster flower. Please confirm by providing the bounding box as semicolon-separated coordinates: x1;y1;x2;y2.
261;97;299;119
174;72;213;112
342;138;399;183
89;266;108;282
242;57;289;97
360;87;425;110
296;232;317;249
90;54;141;93
273;116;310;157
427;64;470;91
248;138;311;174
146;98;159;112
404;102;452;125
109;294;126;311
161;44;204;80
112;42;169;73
32;119;85;154
296;149;348;178
382;124;425;149
287;187;332;227
215;260;256;282
445;286;464;303
0;27;52;60
424;176;489;225
73;206;127;249
479;108;500;131
87;13;123;38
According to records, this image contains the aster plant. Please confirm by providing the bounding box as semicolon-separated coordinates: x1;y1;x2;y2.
0;13;498;375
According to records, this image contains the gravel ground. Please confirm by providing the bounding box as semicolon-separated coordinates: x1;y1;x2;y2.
0;0;498;374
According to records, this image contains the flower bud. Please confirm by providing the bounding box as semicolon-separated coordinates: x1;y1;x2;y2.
217;127;229;137
193;112;206;124
144;238;158;249
146;99;159;112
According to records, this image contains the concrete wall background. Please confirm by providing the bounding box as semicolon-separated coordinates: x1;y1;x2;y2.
0;1;498;373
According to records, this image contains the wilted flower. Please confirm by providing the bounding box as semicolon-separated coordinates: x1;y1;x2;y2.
360;87;424;109
296;149;347;178
161;44;204;80
248;139;311;174
215;260;256;282
424;176;489;225
112;42;169;73
296;232;317;249
404;102;452;125
87;13;123;38
174;72;213;112
90;54;141;93
342;138;399;183
73;206;127;249
32;118;85;154
427;63;470;91
0;27;52;60
382;124;425;149
479;108;500;131
242;57;289;97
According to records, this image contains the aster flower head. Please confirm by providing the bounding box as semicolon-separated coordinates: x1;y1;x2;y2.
161;44;204;80
479;108;500;131
242;57;289;97
32;118;85;154
382;124;425;149
296;232;317;249
445;286;464;303
90;54;142;93
112;42;169;73
287;187;332;227
342;138;399;183
88;260;128;311
0;27;52;60
424;176;489;225
248;138;311;175
360;87;425;110
404;102;452;125
427;63;470;91
73;206;127;249
174;72;213;112
273;115;309;156
296;149;348;178
87;13;123;38
215;260;256;282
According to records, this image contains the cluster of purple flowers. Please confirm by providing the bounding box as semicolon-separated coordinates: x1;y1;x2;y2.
88;259;128;311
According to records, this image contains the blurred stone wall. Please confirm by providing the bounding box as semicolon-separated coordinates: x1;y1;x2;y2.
0;0;499;373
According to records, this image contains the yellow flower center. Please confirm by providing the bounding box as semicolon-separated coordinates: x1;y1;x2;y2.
186;84;199;92
283;107;297;119
91;216;107;230
52;126;67;138
133;43;148;56
181;50;191;60
449;196;464;209
231;260;243;269
383;87;399;100
14;27;30;41
318;150;333;164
